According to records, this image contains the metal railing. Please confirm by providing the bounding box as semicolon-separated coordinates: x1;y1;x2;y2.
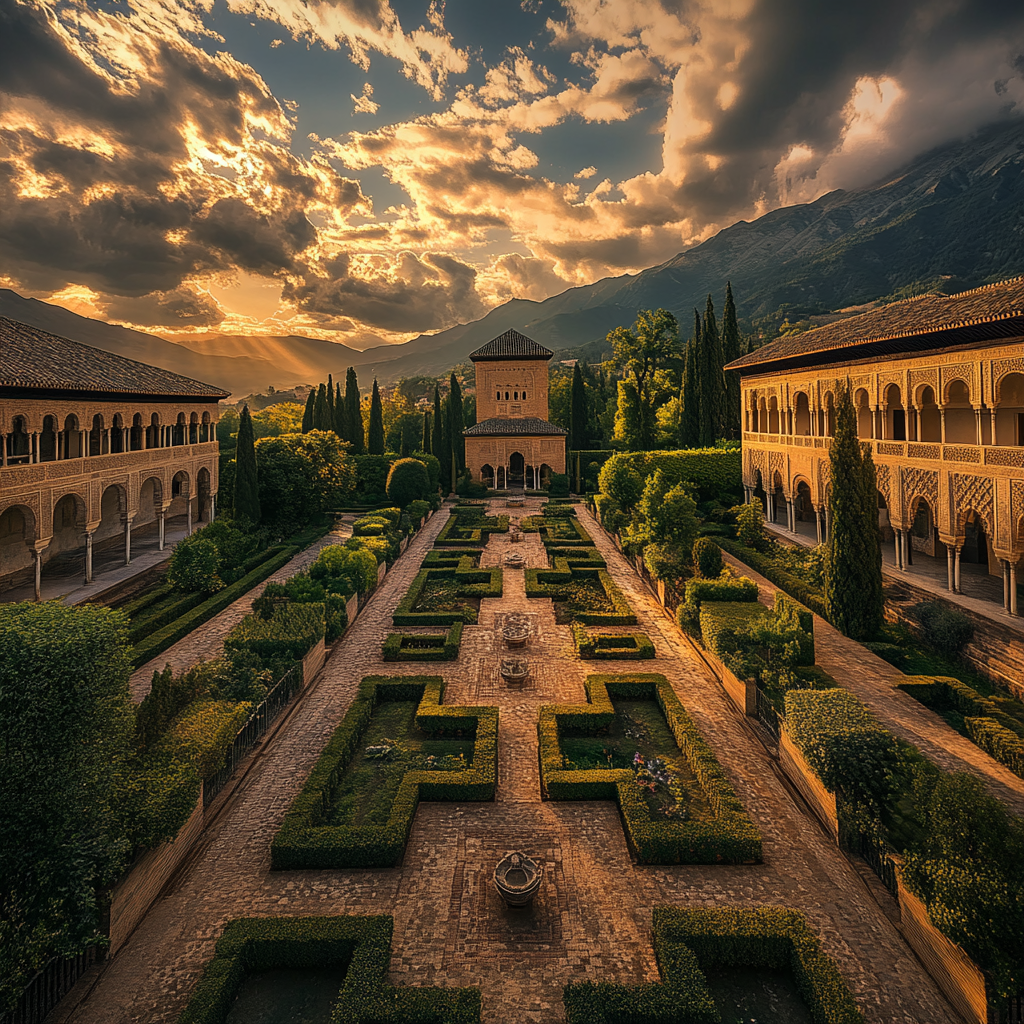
202;663;303;808
755;687;780;737
1;948;98;1024
838;816;899;897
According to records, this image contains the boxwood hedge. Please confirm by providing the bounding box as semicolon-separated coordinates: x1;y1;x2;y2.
434;510;509;546
177;915;480;1024
564;906;863;1024
525;563;636;625
682;572;759;619
698;601;767;659
571;623;655;660
271;676;497;869
538;674;762;864
382;622;463;661
392;565;503;626
717;538;829;619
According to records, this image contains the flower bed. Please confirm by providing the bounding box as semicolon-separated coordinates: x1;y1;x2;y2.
563;906;863;1024
382;622;463;661
571;623;655;660
178;915;480;1024
272;677;497;868
392;565;502;626
434;509;509;546
538;674;762;864
525;563;635;625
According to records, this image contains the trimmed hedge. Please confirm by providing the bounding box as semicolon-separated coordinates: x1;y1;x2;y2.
599;449;742;506
131;544;299;667
382;622;463;662
538;674;762;864
422;549;483;569
683;571;759;618
535;516;594;548
392;565;503;626
546;545;606;568
565;906;864;1024
178;915;480;1024
224;602;325;665
965;717;1024;777
717;538;829;619
571;623;655;660
434;510;509;546
525;563;636;625
272;677;497;868
698;601;767;659
775;591;815;666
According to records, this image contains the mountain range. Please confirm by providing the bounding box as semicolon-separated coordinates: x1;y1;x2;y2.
2;117;1023;395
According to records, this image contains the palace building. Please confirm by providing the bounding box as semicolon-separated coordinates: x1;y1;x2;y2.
0;317;227;599
726;276;1024;615
463;329;567;490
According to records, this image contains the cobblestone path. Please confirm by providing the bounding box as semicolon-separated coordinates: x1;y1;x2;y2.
129;518;354;701
65;500;957;1024
721;550;1024;816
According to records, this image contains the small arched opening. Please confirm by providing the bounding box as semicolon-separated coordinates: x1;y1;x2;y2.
917;386;941;442
795;480;813;521
909;497;936;558
189;413;199;445
794;392;811;435
822;391;836;437
508;451;525;489
63;414;82;459
111;414;125;454
0;504;37;588
767;396;780;434
480;464;494;488
855;389;872;439
131;414;145;451
884;384;906;441
961;509;990;567
772;471;785;524
39;415;58;462
5;416;31;465
174;413;187;446
201;411;212;443
944;380;975;444
539;463;553;490
752;470;767;514
197;468;212;522
994;372;1024;446
89;414;105;457
147;413;161;449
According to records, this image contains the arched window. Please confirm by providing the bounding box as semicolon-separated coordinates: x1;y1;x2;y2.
505;391;510;401
522;390;527;401
514;391;518;401
496;391;501;401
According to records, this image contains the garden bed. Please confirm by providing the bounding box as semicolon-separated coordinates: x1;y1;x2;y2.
563;906;862;1024
571;623;655;660
392;565;501;626
272;677;497;868
178;915;480;1024
525;564;635;625
434;509;509;546
382;622;463;661
538;674;761;864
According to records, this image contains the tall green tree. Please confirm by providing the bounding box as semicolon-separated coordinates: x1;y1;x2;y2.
448;372;465;479
301;388;315;433
344;368;363;453
607;308;679;451
334;382;343;434
431;385;443;459
367;379;386;454
825;380;883;639
326;373;334;430
439;395;452;493
698;294;725;446
721;282;742;438
569;361;588;452
681;334;700;447
233;404;260;523
313;384;330;431
422;411;432;453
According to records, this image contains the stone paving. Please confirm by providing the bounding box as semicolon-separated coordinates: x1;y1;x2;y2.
129;517;354;701
721;549;1024;816
61;499;959;1024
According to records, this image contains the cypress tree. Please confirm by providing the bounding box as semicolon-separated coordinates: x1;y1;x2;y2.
326;373;334;430
345;368;363;453
368;379;385;454
301;388;316;433
233;404;260;523
335;382;343;435
439;395;452;493
312;383;329;430
681;336;700;447
722;282;742;438
570;361;588;453
825;380;884;639
699;294;725;446
432;386;444;482
422;411;431;453
448;373;464;476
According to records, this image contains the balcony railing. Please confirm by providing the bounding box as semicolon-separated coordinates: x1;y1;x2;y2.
0;441;218;486
741;433;1024;467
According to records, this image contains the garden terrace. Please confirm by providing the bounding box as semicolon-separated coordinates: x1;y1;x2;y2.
179;915;480;1024
538;674;762;864
271;676;497;869
525;562;634;624
392;563;503;626
382;621;463;662
563;906;863;1024
571;622;655;660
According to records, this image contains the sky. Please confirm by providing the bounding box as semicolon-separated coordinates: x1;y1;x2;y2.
1;0;1023;349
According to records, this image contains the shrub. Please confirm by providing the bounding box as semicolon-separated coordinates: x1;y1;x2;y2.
455;474;488;498
734;501;768;551
682;570;758;618
168;536;224;594
717;537;829;619
225;602;325;669
691;537;723;578
156;699;252;780
382;622;463;661
386;457;431;507
965;717;1024;777
406;499;431;525
538;675;762;864
598;449;742;508
310;543;378;595
411;450;441;493
179;915;481;1024
548;472;570;497
271;677;497;869
914;601;975;655
698;601;767;662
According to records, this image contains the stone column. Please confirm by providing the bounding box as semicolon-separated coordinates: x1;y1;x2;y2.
158;510;166;551
186;492;193;536
895;532;903;570
1011;563;1019;616
974;409;983;446
990;408;998;446
33;546;43;601
743;485;752;505
954;545;962;594
85;531;94;584
124;516;134;565
1003;560;1011;613
31;432;38;464
946;546;955;591
1;434;6;468
940;409;947;444
815;507;822;545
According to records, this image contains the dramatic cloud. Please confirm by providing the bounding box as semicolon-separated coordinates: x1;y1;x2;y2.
0;0;1022;345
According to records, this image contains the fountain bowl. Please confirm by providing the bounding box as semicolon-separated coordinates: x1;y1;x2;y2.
494;851;542;907
500;656;529;685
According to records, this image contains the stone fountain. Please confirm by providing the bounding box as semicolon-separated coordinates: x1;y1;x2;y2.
493;851;542;907
501;614;530;648
504;551;526;568
499;656;529;687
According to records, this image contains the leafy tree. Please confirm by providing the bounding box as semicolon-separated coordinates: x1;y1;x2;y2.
597;455;645;511
387;457;431;507
607;308;680;451
570;361;588;453
698;294;725;446
624;468;699;583
301;389;315;433
251;402;304;439
692;537;723;578
344;368;363;453
233;404;260;524
367;379;385;455
735;501;769;552
0;603;135;1008
422;411;431;453
825;380;883;639
167;536;224;593
721;282;742;438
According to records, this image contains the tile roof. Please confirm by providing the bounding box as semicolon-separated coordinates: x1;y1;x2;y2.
0;317;229;398
726;276;1024;374
469;329;553;361
464;417;568;437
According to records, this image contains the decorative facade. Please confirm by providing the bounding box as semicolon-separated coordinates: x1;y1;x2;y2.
726;277;1024;615
0;317;228;598
464;329;567;489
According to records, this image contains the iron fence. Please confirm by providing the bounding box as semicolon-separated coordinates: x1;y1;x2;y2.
203;663;303;808
838;816;899;897
991;992;1024;1024
1;948;97;1024
755;687;780;738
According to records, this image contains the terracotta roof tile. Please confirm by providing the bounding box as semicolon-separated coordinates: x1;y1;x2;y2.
726;276;1024;374
469;329;553;361
0;317;229;398
464;417;567;436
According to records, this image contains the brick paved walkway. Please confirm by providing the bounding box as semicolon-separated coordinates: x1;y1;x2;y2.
62;500;957;1024
720;550;1024;816
129;518;354;701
